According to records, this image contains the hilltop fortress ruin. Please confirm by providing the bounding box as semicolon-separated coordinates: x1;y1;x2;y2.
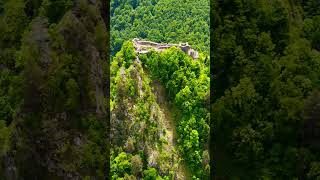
132;38;199;59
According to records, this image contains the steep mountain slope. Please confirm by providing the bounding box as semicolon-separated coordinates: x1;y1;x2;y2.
111;45;188;179
111;0;210;179
110;41;209;179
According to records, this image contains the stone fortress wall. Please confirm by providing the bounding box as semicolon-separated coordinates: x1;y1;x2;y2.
132;38;199;59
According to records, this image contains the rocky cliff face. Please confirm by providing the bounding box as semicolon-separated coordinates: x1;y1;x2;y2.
110;48;188;178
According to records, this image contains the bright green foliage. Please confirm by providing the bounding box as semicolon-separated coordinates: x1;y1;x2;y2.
122;41;136;68
111;152;133;179
110;39;209;178
140;47;209;178
143;168;162;180
111;1;210;177
110;42;175;179
110;0;209;54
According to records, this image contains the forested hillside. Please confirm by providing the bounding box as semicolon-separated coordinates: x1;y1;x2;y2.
111;43;189;179
110;0;210;55
110;0;210;179
212;0;320;179
111;41;210;179
0;0;109;179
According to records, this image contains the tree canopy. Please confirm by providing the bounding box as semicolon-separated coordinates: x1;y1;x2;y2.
110;0;209;55
212;0;320;179
0;0;109;178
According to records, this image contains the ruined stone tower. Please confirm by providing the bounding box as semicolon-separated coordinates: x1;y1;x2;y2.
132;38;199;59
179;42;190;54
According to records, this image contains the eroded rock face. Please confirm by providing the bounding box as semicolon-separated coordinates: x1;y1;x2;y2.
87;44;105;116
148;150;159;167
111;59;187;178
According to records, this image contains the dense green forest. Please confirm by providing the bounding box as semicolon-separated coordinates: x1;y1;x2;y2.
5;0;320;179
212;0;320;179
140;47;210;178
110;0;210;55
0;0;109;179
110;0;210;179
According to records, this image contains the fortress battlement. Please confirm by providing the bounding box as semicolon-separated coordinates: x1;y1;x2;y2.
132;38;199;59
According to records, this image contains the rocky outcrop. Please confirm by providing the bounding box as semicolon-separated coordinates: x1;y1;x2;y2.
111;58;188;179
